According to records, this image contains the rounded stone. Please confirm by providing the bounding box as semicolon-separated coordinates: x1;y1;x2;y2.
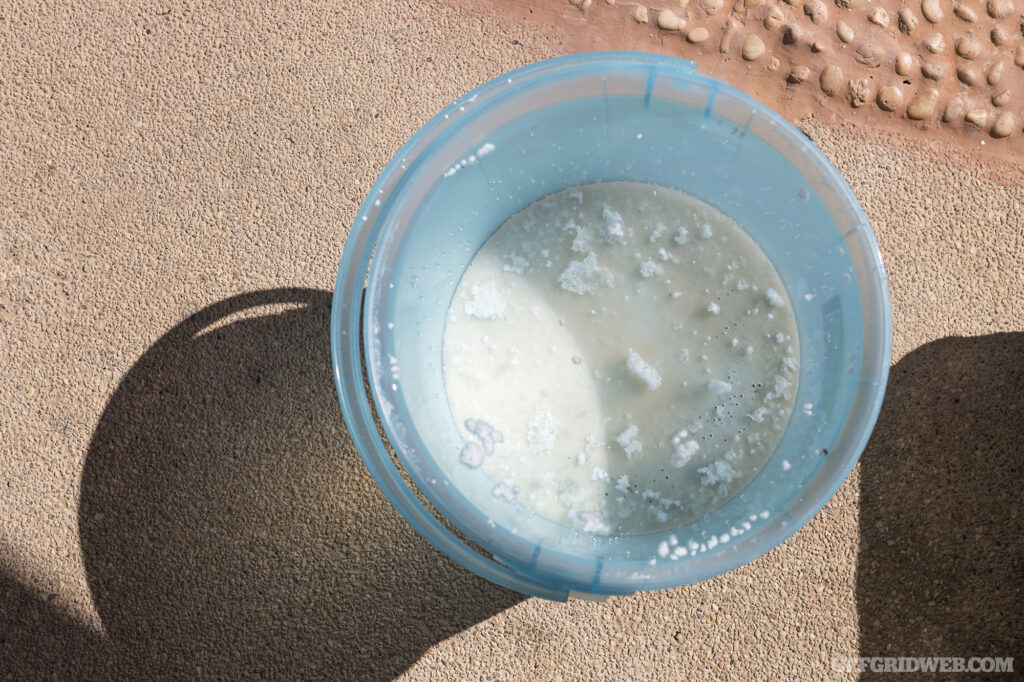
855;44;882;67
921;60;946;80
686;27;710;43
877;85;904;111
869;7;890;26
836;20;855;43
765;6;786;29
896;52;914;76
656;9;683;30
742;34;766;60
942;98;966;122
954;3;978;21
987;61;1004;86
956;38;982;59
925;33;946;53
991;111;1015;137
803;0;827;24
787;65;811;83
907;89;939;119
720;21;737;52
922;0;944;22
898;7;919;33
820;64;843;96
965;109;989;127
699;0;726;13
987;0;1014;18
956;64;979;84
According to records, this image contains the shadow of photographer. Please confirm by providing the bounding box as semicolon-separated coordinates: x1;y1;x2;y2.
66;288;522;680
857;332;1024;665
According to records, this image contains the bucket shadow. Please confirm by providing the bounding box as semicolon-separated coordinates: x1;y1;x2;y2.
0;568;115;678
70;288;521;680
857;332;1024;662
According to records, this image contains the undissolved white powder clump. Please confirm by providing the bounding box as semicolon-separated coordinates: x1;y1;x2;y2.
670;431;700;468
639;259;662;278
708;379;732;394
503;254;529;274
600;206;626;244
765;288;786;308
615;424;643;459
492;482;519;503
527;407;558;453
579;512;612;535
626;348;662;390
463;280;506;319
558;252;614;295
698;459;740;486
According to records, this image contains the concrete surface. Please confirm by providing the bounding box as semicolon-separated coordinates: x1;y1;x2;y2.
1;1;1021;680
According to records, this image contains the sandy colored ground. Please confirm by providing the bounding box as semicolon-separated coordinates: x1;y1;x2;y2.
1;1;1022;680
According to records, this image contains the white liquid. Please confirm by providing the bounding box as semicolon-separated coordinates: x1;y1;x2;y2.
443;182;799;535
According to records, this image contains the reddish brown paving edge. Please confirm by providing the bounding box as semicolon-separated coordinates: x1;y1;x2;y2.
451;0;1024;166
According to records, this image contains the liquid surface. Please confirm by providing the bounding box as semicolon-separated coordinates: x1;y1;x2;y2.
443;182;799;535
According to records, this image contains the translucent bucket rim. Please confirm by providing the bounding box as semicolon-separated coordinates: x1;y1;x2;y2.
330;52;892;600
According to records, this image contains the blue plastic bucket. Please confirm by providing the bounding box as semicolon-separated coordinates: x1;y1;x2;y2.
331;52;891;600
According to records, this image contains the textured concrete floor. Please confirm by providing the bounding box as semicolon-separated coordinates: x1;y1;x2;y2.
1;1;1022;680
